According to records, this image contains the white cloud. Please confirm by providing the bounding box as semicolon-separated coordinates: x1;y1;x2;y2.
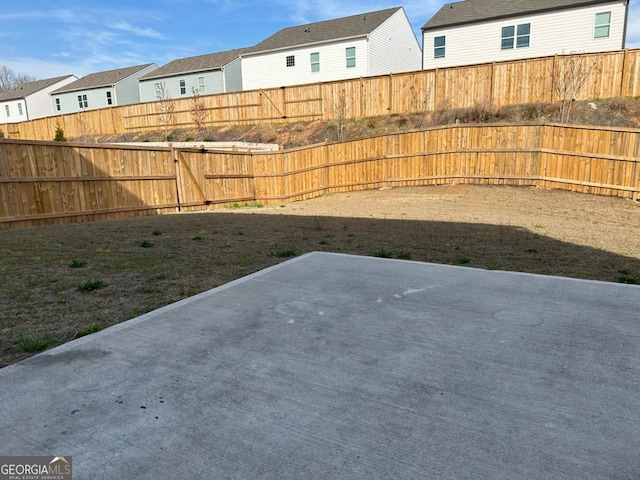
108;22;166;40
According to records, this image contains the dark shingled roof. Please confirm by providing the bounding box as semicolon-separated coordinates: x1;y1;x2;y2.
0;75;76;102
52;64;156;94
248;7;402;54
139;48;252;81
422;0;619;30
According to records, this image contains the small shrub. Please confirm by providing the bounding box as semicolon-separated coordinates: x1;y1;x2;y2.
78;280;108;292
53;124;66;142
372;249;393;258
69;259;87;268
184;136;195;142
140;240;153;248
17;333;60;353
397;251;412;260
152;230;162;236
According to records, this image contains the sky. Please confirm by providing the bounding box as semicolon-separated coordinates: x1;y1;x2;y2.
0;0;639;80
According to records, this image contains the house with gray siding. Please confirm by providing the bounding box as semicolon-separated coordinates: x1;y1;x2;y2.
0;75;77;123
422;0;630;69
241;7;422;90
50;64;158;114
138;48;250;102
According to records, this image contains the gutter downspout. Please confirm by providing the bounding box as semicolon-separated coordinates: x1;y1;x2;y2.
622;0;629;49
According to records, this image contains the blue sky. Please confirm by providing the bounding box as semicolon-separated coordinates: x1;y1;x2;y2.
0;0;638;79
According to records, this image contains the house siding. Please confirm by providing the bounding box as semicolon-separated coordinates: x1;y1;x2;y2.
242;37;369;90
0;99;27;123
423;2;627;69
139;70;225;102
115;64;158;105
368;8;422;75
51;87;117;114
224;57;244;92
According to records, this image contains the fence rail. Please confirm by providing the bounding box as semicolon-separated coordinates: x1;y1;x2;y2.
1;122;639;229
2;49;640;141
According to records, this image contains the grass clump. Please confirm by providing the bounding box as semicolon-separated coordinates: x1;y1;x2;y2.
76;324;106;338
152;230;162;236
271;248;297;258
453;257;471;265
69;259;87;268
78;280;108;292
17;333;60;353
617;269;639;284
372;249;393;258
140;240;153;248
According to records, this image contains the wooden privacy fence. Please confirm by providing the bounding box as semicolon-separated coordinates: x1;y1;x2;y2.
1;122;639;229
2;49;640;141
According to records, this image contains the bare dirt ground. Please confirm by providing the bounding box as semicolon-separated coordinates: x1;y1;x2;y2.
1;184;639;367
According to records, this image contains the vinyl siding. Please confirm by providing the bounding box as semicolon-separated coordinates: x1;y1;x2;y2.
115;64;158;105
242;37;368;90
423;2;627;69
0;99;27;123
368;8;422;75
51;87;115;114
139;70;225;102
224;57;243;92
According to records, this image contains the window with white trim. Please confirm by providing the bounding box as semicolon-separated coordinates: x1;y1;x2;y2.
180;79;186;95
197;76;205;93
286;55;295;67
434;36;446;58
310;52;319;72
4;105;9;117
77;94;88;109
17;103;23;115
501;23;530;49
154;82;162;99
55;98;61;111
594;11;611;38
106;91;112;105
346;47;356;68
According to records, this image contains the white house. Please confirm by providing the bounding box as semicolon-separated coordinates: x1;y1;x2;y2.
50;64;158;114
0;75;77;123
422;0;630;69
241;7;422;90
138;48;250;102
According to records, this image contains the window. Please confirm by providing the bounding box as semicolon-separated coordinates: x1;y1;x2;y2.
4;105;9;117
180;79;186;95
106;91;112;105
197;76;205;93
55;98;61;111
17;103;23;115
594;11;611;38
286;55;295;67
502;23;530;49
310;52;320;72
77;94;88;109
346;47;356;68
434;36;446;58
154;82;162;99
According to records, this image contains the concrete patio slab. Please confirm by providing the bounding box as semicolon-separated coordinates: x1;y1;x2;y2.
1;252;639;479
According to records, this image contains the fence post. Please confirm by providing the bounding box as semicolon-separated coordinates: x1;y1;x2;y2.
620;49;629;97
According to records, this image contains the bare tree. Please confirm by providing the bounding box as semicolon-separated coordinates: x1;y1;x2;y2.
410;85;432;127
156;82;175;142
553;53;595;123
0;65;37;92
190;87;208;134
332;89;349;141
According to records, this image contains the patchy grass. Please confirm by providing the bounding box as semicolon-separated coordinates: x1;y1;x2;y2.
1;185;639;367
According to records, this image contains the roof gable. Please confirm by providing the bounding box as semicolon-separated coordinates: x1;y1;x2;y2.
139;48;251;81
52;64;157;94
0;75;76;102
422;0;619;30
248;7;402;54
